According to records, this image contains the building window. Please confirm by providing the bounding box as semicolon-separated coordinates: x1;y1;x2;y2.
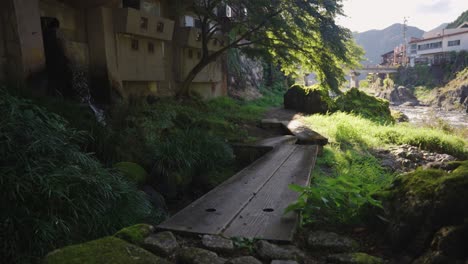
141;17;148;30
131;39;139;51
418;41;442;51
188;49;193;58
157;22;164;33
448;40;461;47
196;32;202;41
148;42;155;53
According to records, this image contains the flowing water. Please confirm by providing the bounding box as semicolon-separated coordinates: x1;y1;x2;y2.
391;106;468;128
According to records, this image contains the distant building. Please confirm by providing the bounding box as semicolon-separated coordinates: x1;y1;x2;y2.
381;50;395;66
408;23;468;66
0;0;228;101
380;43;408;67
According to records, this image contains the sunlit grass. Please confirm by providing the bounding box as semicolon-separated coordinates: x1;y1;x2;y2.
291;112;467;225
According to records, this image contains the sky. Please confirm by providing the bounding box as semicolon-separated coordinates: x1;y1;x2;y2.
337;0;468;33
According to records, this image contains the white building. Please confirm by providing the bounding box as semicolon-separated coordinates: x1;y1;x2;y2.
408;23;468;66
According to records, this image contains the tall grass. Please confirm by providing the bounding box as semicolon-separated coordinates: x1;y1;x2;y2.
289;112;467;225
0;90;161;263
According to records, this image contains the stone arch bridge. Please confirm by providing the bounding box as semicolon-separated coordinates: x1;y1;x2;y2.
349;65;398;88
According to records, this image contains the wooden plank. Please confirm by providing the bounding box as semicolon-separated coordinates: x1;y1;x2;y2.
283;120;328;146
255;135;297;148
222;145;318;241
157;145;298;235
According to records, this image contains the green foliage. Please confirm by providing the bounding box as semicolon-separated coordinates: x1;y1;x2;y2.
359;80;370;88
43;236;166;264
288;112;467;225
383;161;468;201
334;88;394;124
289;84;337;111
177;0;363;95
232;237;256;254
447;10;468;29
287;147;394;225
0;90;161;263
376;127;467;159
114;224;154;245
383;76;394;89
114;162;149;185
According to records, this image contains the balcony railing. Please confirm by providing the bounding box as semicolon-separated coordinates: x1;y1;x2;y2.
114;8;174;41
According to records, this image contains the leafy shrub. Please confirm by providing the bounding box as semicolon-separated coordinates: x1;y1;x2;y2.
287;148;393;225
152;128;235;196
0;90;160;263
114;162;149;185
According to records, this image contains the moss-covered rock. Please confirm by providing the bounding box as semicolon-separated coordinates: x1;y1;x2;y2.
114;224;155;245
335;88;394;124
327;252;384;264
114;162;149;185
375;161;468;255
44;236;170;264
284;84;335;114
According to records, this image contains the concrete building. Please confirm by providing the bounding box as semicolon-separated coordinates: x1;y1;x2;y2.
408;24;468;66
0;0;227;101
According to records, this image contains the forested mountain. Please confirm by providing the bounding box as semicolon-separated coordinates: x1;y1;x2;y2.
447;10;468;28
353;23;425;65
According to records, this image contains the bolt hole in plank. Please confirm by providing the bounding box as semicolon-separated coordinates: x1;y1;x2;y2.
206;208;217;212
263;208;274;212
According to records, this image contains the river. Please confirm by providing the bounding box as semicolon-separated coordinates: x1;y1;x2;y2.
391;106;468;129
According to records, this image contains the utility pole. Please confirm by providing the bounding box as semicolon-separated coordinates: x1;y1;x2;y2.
403;17;409;67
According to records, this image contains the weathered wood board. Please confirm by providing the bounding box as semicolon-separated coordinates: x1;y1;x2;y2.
158;145;297;235
158;142;318;241
254;135;297;148
223;145;317;241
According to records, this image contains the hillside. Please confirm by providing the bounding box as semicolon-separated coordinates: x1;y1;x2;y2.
447;10;468;28
354;23;424;65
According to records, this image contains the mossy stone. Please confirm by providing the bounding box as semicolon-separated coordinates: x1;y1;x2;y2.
376;161;468;252
327;252;384;264
114;224;155;245
114;162;148;185
335;88;394;124
44;236;170;264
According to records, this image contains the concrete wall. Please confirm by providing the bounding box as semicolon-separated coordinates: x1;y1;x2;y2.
116;34;165;81
0;0;46;87
1;0;227;101
444;33;468;53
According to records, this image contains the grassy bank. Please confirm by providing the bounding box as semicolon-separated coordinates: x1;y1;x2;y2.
291;112;467;226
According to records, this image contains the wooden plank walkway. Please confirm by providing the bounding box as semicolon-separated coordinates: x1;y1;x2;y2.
158;142;318;241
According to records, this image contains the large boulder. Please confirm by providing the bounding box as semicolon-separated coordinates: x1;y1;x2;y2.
284;84;333;114
372;161;468;259
114;224;155;245
307;231;359;253
375;86;419;106
335;88;393;124
143;231;179;257
176;247;226;264
44;236;170;264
